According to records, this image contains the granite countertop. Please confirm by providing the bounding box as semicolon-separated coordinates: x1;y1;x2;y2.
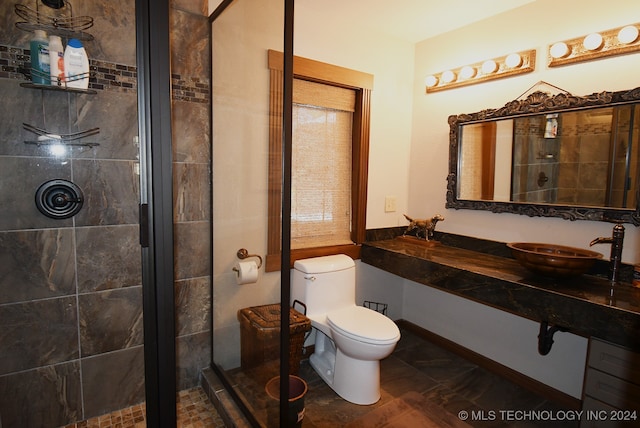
361;237;640;351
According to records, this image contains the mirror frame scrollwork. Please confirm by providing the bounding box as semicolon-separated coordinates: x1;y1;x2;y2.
446;87;640;226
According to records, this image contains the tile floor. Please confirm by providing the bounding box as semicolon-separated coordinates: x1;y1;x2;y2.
60;387;225;428
228;327;580;427
61;327;581;427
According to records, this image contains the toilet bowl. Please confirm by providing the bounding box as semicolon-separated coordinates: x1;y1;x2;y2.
291;254;401;405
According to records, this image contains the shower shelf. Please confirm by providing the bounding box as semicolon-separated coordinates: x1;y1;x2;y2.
15;1;96;93
22;122;100;148
20;82;96;95
24;140;99;148
14;2;94;41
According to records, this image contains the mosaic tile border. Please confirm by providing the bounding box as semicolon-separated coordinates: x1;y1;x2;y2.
0;44;210;103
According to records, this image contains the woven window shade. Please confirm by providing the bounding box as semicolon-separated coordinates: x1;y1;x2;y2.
291;79;355;249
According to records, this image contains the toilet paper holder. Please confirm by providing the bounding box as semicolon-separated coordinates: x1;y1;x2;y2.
232;248;263;273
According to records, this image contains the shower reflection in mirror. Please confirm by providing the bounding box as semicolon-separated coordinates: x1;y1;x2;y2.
458;104;639;209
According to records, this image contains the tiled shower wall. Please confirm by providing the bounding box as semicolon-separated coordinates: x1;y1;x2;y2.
0;1;211;427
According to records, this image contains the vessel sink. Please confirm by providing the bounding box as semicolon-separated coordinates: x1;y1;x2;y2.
507;242;603;278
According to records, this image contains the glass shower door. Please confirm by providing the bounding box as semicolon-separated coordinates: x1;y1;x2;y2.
211;0;291;425
0;1;145;426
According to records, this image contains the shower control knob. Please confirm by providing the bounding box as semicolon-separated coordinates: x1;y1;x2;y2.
52;193;81;205
35;179;84;219
52;193;68;206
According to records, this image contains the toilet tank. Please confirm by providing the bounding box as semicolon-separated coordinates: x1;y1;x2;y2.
291;254;356;318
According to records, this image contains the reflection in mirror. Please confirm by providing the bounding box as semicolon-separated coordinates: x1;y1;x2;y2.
447;87;640;225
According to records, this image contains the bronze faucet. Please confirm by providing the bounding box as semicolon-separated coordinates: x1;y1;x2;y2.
590;223;625;283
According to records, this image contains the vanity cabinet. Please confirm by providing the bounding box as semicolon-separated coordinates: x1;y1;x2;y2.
581;338;640;427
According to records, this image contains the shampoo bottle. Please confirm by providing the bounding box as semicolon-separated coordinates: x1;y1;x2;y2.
30;30;50;85
64;38;89;89
48;35;65;86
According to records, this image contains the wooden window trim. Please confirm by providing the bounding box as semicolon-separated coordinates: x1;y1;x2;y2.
266;50;373;272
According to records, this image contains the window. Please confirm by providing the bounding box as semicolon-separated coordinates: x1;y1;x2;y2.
266;50;373;271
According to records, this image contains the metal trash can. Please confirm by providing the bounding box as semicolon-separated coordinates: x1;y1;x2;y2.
265;375;307;427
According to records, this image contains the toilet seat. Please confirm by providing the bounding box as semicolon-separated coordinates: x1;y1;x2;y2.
327;306;400;345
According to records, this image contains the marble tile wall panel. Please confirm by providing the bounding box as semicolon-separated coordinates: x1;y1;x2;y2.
0;361;81;428
73;159;140;226
70;2;137;66
0;82;72;157
170;8;209;78
81;346;145;419
79;286;143;357
0;296;78;375
175;276;212;336
174;221;211;280
170;4;213;393
0;156;72;230
172;99;211;162
174;162;211;222
72;90;139;161
176;331;212;391
0;3;37;49
76;225;141;292
172;0;209;16
0;228;75;304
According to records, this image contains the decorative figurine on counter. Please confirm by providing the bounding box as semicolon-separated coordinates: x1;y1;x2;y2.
403;214;444;240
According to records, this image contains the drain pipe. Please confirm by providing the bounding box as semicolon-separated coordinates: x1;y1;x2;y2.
538;321;567;355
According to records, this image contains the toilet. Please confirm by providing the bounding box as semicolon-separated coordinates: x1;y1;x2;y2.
291;254;401;405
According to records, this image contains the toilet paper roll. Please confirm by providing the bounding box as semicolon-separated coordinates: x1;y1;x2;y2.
235;260;259;285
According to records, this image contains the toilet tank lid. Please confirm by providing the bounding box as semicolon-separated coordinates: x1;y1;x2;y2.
293;254;354;274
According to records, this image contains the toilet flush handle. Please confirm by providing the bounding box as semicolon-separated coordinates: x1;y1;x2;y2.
304;275;316;281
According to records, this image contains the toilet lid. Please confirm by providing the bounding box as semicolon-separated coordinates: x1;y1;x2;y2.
327;306;400;345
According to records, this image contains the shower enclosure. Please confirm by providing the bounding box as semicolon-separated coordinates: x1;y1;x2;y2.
0;1;211;427
210;0;298;426
0;1;145;425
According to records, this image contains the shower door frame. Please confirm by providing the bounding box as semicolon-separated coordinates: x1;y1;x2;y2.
136;0;177;426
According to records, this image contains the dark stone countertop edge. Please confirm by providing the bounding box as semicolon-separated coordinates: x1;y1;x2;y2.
361;235;640;352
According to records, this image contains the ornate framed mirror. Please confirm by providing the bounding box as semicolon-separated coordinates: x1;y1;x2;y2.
446;87;640;225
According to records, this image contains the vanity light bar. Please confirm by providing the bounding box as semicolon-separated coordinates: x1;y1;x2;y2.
548;23;640;67
425;49;536;93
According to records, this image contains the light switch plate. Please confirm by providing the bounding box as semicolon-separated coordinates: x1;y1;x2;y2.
385;196;397;212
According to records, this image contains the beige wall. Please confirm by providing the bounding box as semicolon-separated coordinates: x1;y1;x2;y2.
212;0;414;368
406;0;638;399
411;0;639;262
294;5;416;230
295;0;639;399
212;0;639;396
212;0;285;369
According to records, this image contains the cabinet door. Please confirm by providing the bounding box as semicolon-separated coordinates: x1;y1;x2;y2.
584;368;640;410
588;339;640;385
581;397;638;428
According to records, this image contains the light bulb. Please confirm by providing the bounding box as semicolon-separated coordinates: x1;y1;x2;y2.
442;70;456;83
550;42;569;58
583;33;603;51
618;25;639;44
481;60;497;74
459;66;476;79
505;53;522;68
425;75;438;87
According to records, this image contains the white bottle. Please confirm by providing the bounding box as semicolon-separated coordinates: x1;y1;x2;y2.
64;38;89;89
48;35;65;86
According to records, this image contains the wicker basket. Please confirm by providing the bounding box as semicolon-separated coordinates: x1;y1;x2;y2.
238;304;311;374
